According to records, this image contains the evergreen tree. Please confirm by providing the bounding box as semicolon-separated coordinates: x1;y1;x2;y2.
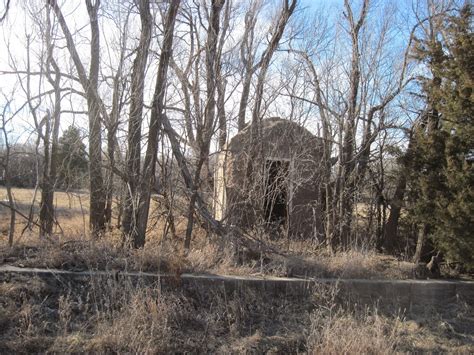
409;4;473;269
432;5;474;268
56;126;88;189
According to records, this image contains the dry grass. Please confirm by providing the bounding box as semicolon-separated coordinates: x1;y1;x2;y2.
0;187;191;240
0;274;176;353
0;187;433;281
1;188;472;353
199;243;416;280
283;249;415;279
0;272;310;353
304;283;402;354
308;310;402;354
0;272;472;353
78;282;176;353
0;187;191;275
1;233;417;280
306;282;474;354
0;187;90;237
0;237;186;276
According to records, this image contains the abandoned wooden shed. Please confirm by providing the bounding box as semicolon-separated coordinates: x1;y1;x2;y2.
213;117;324;239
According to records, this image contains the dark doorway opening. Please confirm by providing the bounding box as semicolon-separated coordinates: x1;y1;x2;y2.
264;159;289;227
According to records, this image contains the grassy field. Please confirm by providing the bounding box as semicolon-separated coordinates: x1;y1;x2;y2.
0;187;90;239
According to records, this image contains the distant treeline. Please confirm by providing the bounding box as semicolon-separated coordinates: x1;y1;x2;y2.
0;126;88;189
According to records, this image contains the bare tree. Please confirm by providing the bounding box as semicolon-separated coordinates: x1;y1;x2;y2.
122;0;153;242
250;0;297;137
0;0;430;261
216;0;232;150
284;0;414;251
183;0;226;251
48;0;107;237
102;2;132;228
133;0;181;248
38;6;62;238
237;0;297;132
237;0;260;132
0;0;10;22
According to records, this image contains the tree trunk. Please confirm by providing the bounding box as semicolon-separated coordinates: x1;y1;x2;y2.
250;0;297;137
86;0;106;237
383;164;408;252
87;95;106;238
40;11;61;238
39;111;53;238
39;108;60;238
238;74;252;131
122;0;152;243
133;0;180;248
104;126;116;227
1;128;15;246
6;184;15;246
49;0;106;238
216;0;230;150
237;1;259;131
183;0;224;251
413;224;427;263
336;0;369;247
184;161;203;251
